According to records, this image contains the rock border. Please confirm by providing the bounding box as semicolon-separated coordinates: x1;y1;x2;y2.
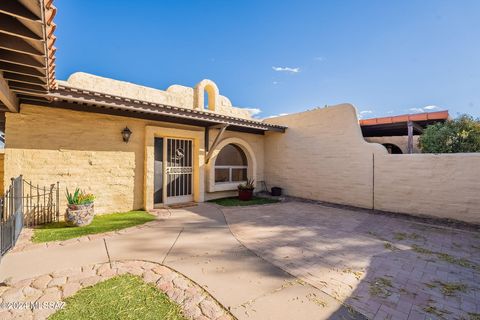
0;260;232;320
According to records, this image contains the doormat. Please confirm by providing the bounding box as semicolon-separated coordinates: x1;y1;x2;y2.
168;202;198;209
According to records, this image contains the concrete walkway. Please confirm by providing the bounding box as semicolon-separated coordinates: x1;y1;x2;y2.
0;204;363;320
223;202;480;320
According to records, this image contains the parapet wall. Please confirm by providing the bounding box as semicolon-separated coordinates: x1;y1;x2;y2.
63;72;253;119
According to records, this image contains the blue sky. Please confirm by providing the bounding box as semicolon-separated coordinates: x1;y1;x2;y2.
55;0;480;119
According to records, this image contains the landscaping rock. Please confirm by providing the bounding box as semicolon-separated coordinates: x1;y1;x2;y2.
62;282;81;298
31;275;52;290
6;260;232;320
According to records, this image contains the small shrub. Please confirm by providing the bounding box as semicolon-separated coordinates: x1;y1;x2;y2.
66;188;95;205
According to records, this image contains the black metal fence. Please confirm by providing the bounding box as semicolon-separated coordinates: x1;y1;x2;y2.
0;176;24;258
23;179;60;227
0;176;60;259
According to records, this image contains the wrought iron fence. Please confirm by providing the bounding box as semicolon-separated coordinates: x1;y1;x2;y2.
23;179;60;227
0;176;60;259
0;176;24;258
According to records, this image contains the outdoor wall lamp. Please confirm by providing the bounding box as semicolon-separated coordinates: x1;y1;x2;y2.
121;126;132;143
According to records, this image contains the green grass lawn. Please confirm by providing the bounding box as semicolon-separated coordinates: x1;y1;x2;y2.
49;275;186;320
209;196;279;207
32;211;155;243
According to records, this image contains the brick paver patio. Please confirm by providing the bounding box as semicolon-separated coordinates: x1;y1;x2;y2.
222;202;480;320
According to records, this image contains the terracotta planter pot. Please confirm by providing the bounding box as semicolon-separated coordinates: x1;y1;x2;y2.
238;189;254;201
65;203;95;227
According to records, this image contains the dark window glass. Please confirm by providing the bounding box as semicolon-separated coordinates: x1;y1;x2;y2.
215;168;230;183
231;168;247;181
215;145;247;166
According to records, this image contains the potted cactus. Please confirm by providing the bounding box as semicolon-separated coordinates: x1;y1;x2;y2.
238;178;255;201
65;188;96;226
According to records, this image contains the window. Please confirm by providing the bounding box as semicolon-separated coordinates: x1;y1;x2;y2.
215;144;248;183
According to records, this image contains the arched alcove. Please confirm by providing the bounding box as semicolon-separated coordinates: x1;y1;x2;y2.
206;137;257;192
382;143;403;154
194;79;219;111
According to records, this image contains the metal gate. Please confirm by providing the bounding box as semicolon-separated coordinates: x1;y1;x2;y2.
165;138;193;204
1;176;24;259
1;176;60;260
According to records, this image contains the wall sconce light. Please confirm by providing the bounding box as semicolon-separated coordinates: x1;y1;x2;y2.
121;126;132;143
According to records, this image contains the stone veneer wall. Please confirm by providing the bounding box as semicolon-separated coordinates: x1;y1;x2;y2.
4;104;265;214
264;104;480;224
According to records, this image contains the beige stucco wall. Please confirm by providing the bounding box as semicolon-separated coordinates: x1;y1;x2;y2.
365;136;420;154
264;104;386;209
63;73;253;119
264;104;480;224
374;154;480;223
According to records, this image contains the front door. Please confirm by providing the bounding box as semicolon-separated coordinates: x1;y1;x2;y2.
165;138;193;204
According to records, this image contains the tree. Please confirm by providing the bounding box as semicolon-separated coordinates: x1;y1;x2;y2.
419;114;480;153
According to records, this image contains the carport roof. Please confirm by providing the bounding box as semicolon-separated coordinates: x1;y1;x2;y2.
360;110;450;137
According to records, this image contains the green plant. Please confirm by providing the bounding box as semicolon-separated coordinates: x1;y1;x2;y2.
419;114;480;153
66;188;95;205
238;178;255;190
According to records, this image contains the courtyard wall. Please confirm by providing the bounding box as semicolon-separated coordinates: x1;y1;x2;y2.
265;104;480;224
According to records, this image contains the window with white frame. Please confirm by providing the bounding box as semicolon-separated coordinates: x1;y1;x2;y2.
214;144;248;183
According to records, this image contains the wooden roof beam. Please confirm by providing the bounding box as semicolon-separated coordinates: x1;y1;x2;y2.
0;74;19;112
0;61;46;77
0;49;45;69
9;80;47;92
3;72;47;85
0;13;42;41
0;1;41;22
0;33;44;56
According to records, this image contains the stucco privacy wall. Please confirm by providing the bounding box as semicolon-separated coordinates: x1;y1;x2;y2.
264;104;386;209
3;104;208;214
265;104;480;224
374;154;480;223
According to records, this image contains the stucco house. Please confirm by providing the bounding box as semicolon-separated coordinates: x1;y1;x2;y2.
1;0;480;224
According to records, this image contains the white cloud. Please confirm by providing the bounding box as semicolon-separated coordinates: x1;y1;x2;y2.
314;56;324;62
244;108;262;117
272;81;279;85
409;108;424;113
272;66;300;73
263;113;289;119
409;105;440;114
357;110;373;119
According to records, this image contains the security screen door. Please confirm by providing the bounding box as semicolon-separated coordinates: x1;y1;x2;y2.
165;138;193;204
